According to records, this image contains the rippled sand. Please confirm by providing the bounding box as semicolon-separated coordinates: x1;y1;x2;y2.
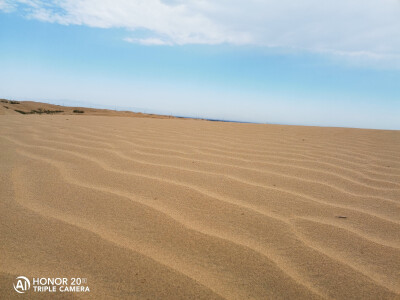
1;114;399;299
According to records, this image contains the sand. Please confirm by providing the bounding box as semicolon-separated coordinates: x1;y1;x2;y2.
0;99;176;119
1;112;399;299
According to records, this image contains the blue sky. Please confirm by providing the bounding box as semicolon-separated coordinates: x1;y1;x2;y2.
1;0;399;129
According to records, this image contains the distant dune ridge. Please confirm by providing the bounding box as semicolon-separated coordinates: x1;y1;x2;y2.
0;99;176;119
1;100;400;299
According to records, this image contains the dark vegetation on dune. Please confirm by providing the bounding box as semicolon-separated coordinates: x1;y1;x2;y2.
2;99;21;104
73;109;85;113
14;108;64;115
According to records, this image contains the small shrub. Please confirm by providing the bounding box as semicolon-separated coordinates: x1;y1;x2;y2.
30;108;64;114
14;108;64;115
4;106;9;109
9;101;20;104
0;99;8;103
73;109;84;113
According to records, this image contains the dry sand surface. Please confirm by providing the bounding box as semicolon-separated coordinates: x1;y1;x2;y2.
0;99;176;119
1;112;400;299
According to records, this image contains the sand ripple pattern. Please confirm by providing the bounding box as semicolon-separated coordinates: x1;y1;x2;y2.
1;115;400;299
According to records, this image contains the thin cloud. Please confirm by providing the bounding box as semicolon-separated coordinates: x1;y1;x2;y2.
2;0;400;63
124;37;171;46
0;0;15;12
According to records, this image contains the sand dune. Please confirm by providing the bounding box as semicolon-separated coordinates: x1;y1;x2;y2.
1;113;400;299
0;99;176;119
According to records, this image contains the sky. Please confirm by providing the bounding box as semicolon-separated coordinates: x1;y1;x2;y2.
0;0;399;129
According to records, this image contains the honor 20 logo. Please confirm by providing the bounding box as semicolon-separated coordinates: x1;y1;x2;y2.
13;276;31;294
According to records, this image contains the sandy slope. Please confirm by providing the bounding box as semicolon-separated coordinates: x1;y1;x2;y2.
1;114;399;299
0;99;176;119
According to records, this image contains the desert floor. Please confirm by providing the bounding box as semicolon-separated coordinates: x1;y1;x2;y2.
1;114;399;299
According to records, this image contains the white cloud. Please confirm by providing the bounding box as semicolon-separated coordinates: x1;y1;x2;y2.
124;37;171;46
0;0;15;11
3;0;400;62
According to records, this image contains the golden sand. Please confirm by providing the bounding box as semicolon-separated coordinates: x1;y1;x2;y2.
1;111;399;299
